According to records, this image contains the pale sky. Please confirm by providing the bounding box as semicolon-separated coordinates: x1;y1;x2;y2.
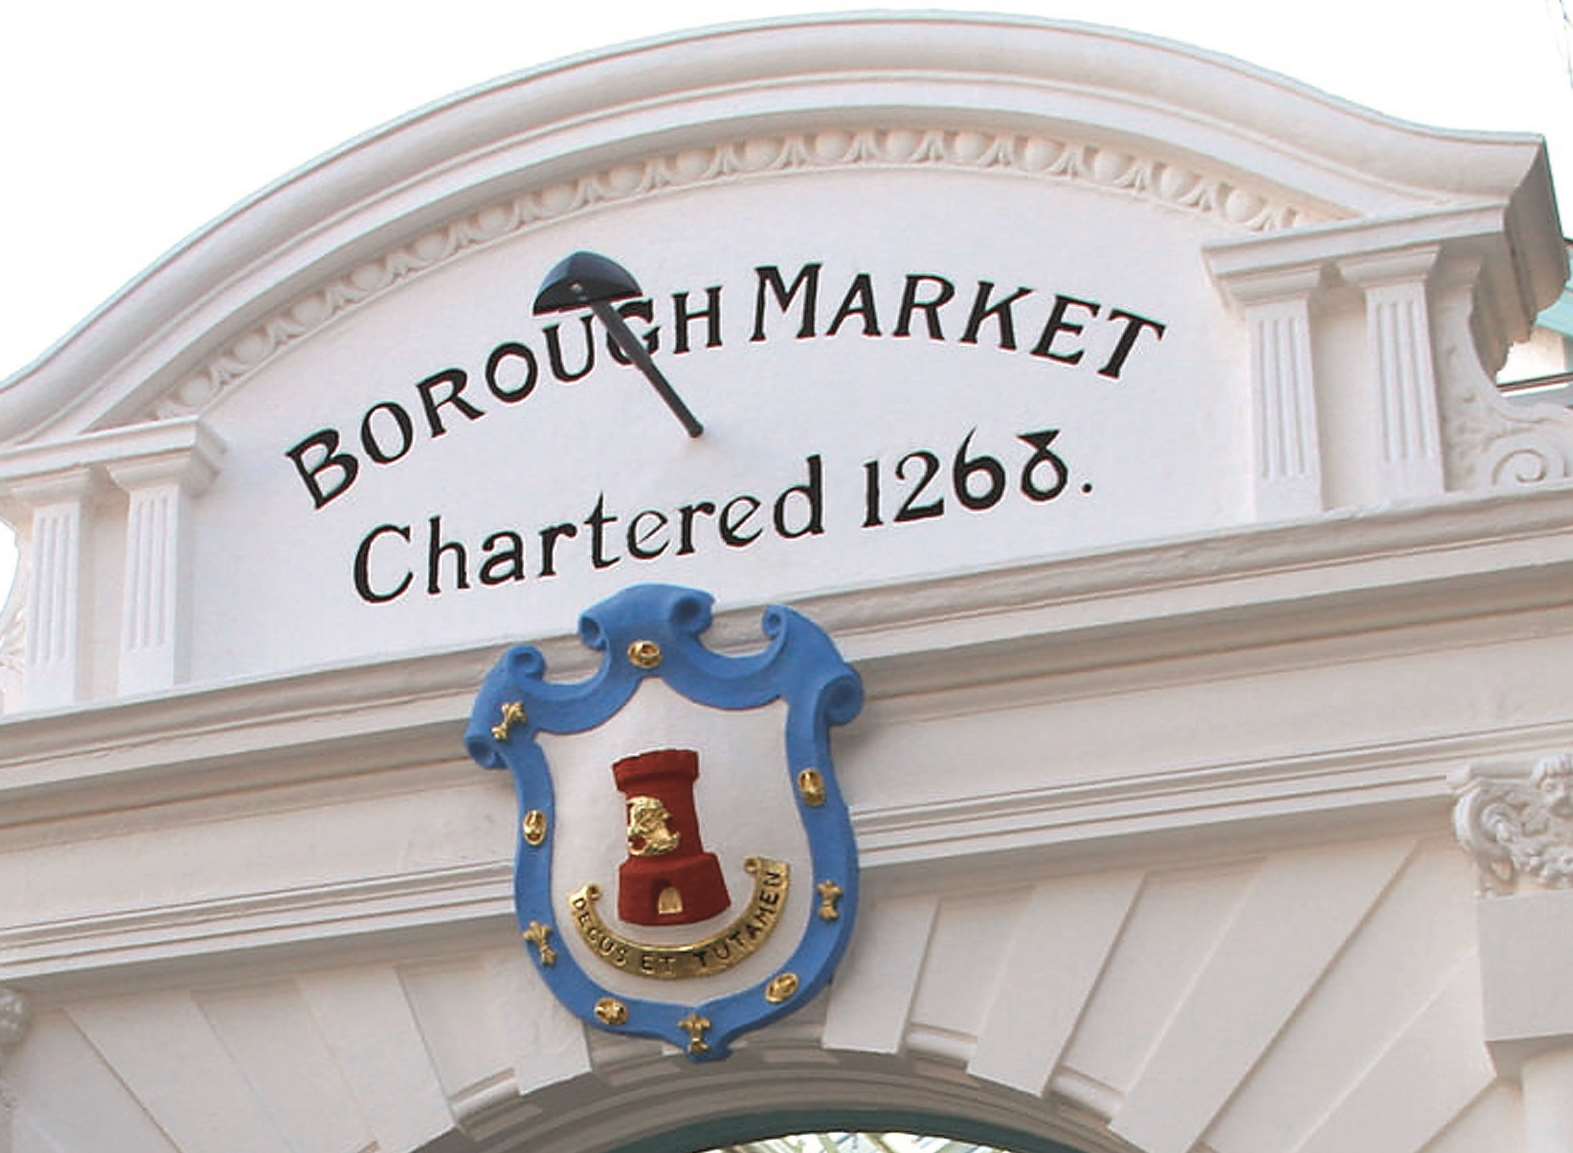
1;0;1571;604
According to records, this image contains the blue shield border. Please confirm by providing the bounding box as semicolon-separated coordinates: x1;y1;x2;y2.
464;584;863;1060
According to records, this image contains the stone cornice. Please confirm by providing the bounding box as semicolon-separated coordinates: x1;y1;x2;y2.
0;416;224;490
1206;205;1503;296
5;481;1573;821
5;485;1573;989
142;125;1335;423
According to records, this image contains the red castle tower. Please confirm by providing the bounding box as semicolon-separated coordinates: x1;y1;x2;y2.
612;748;731;925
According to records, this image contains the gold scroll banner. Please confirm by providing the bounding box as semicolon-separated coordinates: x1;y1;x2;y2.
567;857;790;980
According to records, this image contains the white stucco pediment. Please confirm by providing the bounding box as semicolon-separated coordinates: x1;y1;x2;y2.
1;14;1566;706
0;16;1563;442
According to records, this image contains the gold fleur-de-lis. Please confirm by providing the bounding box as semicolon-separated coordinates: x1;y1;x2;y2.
677;1011;711;1055
492;701;527;742
523;920;557;966
817;879;844;922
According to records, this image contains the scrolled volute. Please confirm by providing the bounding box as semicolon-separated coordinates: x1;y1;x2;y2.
1453;753;1573;895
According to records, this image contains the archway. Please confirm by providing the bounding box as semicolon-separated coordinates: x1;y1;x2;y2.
407;1051;1112;1153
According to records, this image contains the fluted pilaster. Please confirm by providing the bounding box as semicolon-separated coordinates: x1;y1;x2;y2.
107;439;220;696
10;470;94;710
1206;264;1325;520
1340;247;1445;499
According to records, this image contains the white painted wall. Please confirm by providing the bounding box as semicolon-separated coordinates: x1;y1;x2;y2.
0;17;1570;1153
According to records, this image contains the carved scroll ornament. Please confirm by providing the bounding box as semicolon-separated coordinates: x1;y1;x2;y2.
1454;753;1573;895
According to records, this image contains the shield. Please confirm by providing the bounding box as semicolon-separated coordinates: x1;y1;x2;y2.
465;584;863;1059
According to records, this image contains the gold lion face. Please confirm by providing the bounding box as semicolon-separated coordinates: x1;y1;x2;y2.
626;795;681;857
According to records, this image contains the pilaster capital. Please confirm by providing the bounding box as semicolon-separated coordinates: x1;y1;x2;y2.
1454;759;1573;1080
1453;754;1573;896
0;987;30;1066
0;416;225;506
1204;203;1505;310
3;465;98;511
1207;263;1326;311
105;424;224;496
1336;243;1441;289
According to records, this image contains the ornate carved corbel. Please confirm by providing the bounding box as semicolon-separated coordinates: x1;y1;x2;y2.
1453;753;1573;895
0;987;30;1057
0;986;30;1113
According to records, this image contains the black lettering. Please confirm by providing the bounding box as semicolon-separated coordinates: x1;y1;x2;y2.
605;300;659;366
426;515;469;595
627;510;670;560
353;523;412;604
543;315;596;382
894;450;944;522
826;273;881;337
1031;294;1101;363
862;459;882;527
360;402;414;464
415;368;484;437
584;493;620;570
479;531;526;585
676;502;717;555
719;495;762;546
673;286;723;354
1099;309;1167;378
538;522;578;577
774;455;824;539
894;274;955;339
961;281;1034;349
285;429;359;510
485;342;538;402
1020;429;1070;501
751;263;821;341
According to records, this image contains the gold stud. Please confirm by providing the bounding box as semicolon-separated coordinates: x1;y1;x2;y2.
765;972;800;1004
595;998;629;1026
627;639;663;669
522;810;547;847
797;769;827;807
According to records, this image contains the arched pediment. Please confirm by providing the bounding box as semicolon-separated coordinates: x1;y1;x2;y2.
0;14;1561;443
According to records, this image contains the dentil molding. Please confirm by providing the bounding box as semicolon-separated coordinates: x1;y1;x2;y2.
143;126;1335;422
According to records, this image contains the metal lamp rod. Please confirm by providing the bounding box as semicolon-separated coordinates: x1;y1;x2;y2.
589;300;704;438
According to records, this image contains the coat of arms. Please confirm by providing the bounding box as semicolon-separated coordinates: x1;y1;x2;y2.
465;584;863;1059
